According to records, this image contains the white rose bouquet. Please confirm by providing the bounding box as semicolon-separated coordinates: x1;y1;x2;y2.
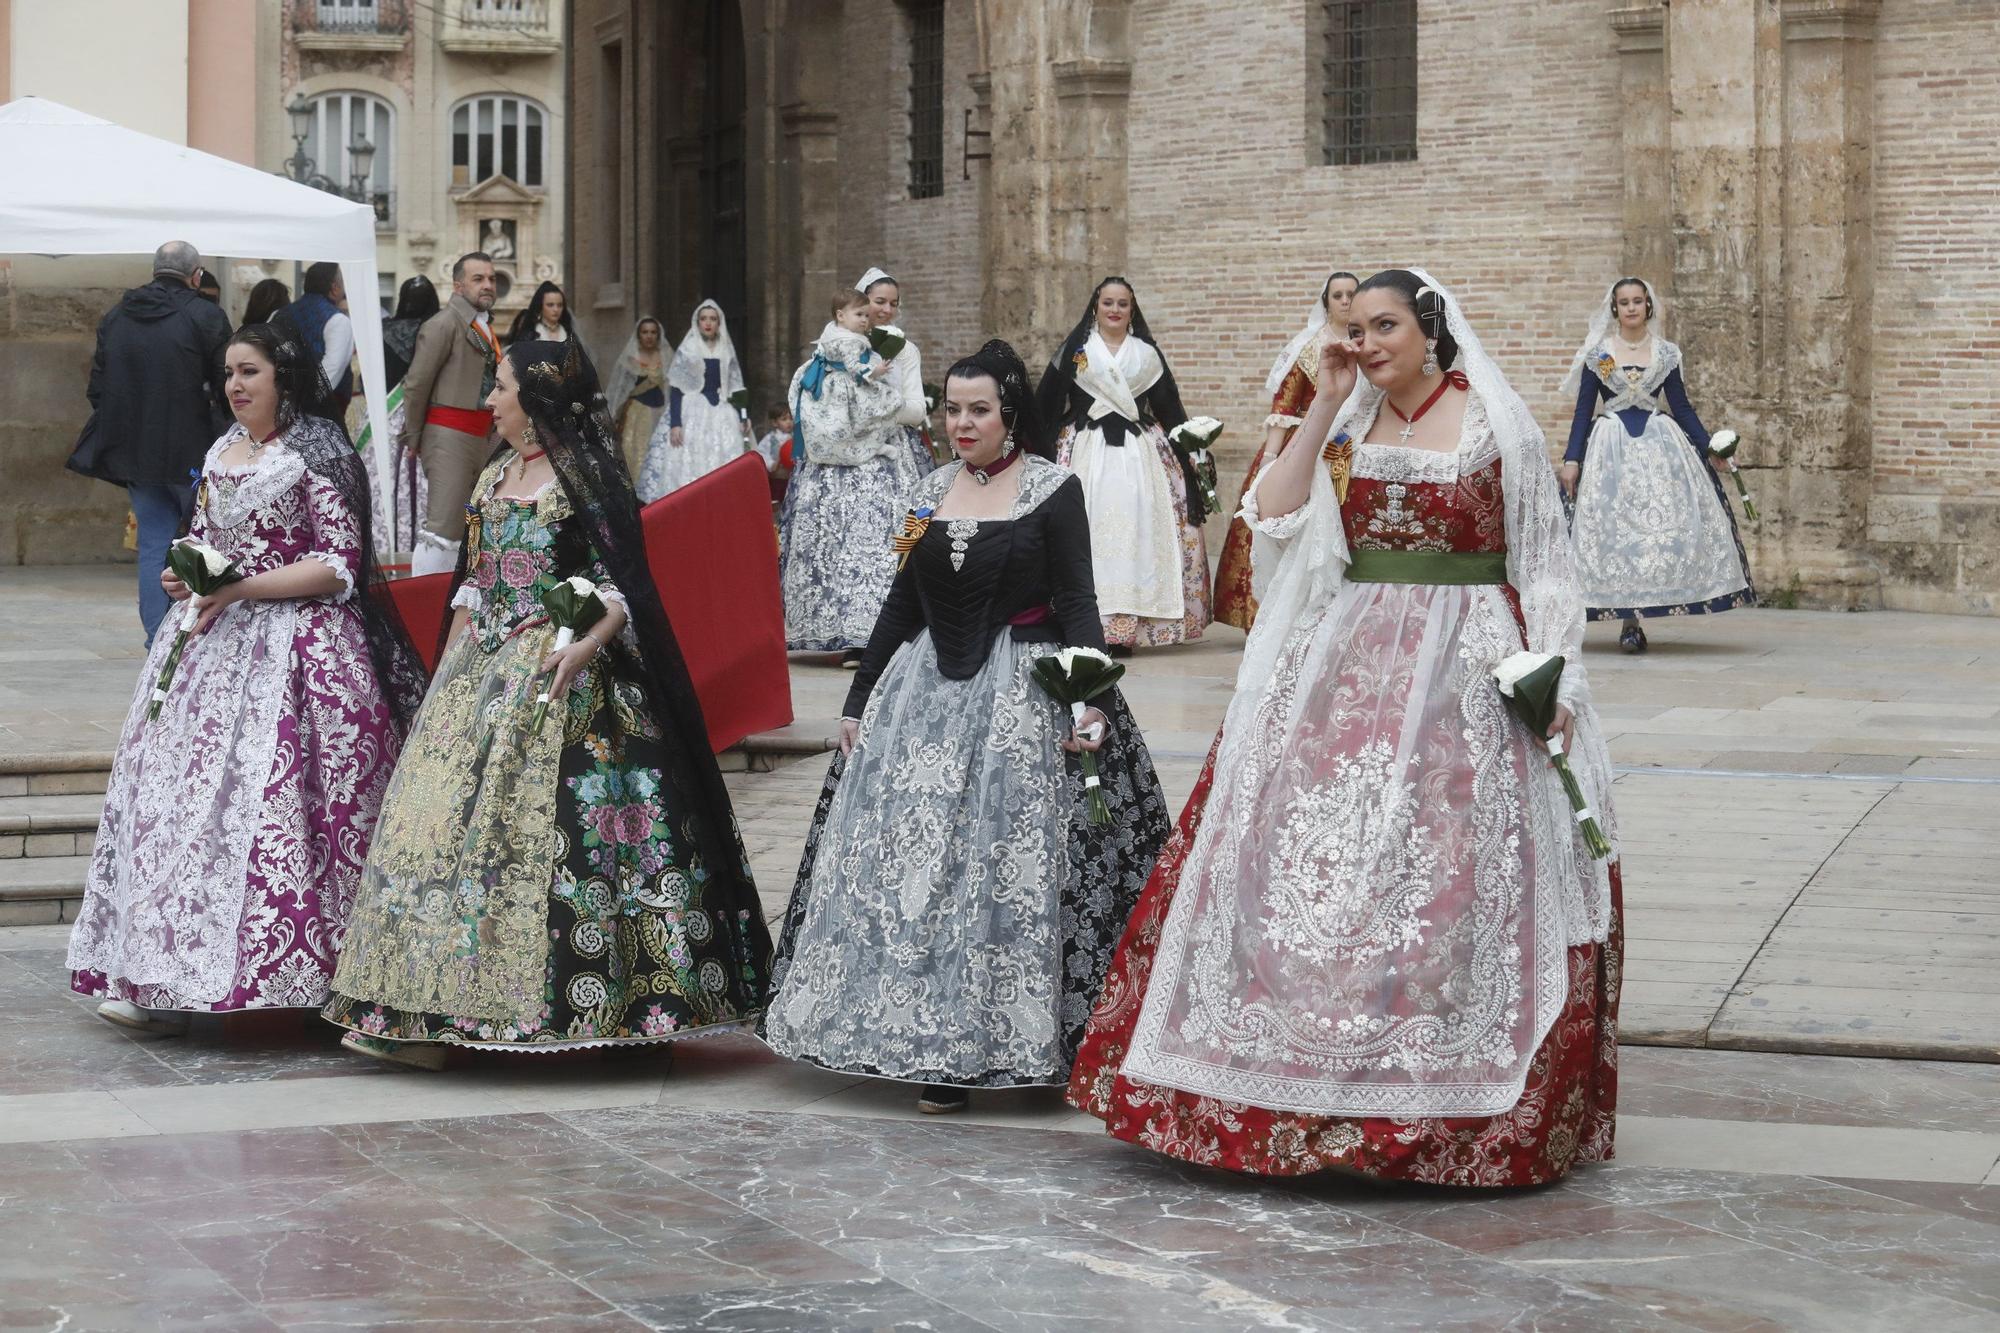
533;575;608;730
149;538;243;721
1707;429;1759;523
1493;651;1611;860
1167;416;1224;518
1030;646;1125;825
866;324;907;360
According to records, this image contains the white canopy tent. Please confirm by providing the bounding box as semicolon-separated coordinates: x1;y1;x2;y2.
0;96;393;490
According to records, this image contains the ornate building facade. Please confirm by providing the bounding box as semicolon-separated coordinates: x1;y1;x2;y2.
278;0;567;320
567;0;1999;614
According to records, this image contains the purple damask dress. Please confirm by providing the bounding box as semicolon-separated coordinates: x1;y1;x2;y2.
68;421;406;1013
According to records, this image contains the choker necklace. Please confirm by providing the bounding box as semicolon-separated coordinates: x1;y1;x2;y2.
517;448;547;463
966;446;1021;486
1387;370;1469;445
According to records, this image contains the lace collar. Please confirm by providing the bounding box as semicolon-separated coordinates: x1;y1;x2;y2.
1349;389;1498;483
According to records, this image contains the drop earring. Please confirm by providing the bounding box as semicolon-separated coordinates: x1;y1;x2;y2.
1422;338;1440;378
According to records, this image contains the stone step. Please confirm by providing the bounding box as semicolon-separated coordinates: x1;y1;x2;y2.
0;792;104;860
0;854;90;927
0;751;115;798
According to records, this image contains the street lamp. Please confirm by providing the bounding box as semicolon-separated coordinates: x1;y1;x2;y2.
280;92;377;209
346;131;377;201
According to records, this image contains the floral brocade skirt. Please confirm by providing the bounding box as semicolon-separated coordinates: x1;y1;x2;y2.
1211;439;1271;632
1067;736;1623;1186
324;626;770;1050
778;450;927;652
761;629;1171;1087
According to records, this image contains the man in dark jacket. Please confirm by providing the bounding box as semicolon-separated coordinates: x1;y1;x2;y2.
68;241;233;643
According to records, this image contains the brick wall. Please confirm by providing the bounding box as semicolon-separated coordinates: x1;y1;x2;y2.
1120;0;1625;510
1867;0;2000;613
821;0;985;387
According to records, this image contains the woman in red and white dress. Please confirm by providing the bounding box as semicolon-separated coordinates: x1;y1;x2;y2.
1212;270;1356;632
1068;269;1624;1187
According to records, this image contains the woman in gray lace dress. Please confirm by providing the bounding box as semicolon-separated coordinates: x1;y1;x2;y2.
760;340;1170;1114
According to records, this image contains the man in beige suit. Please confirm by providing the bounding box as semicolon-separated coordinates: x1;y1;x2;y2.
403;252;502;576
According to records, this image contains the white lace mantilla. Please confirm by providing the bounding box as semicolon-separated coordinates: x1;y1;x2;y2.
1131;272;1617;1120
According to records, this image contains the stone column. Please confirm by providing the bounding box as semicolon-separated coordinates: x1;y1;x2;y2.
1779;0;1881;606
975;0;1133;360
1608;4;1669;279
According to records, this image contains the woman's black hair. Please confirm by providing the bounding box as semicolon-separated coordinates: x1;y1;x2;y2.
1356;269;1459;371
1610;276;1655;319
393;274;441;322
506;280;577;346
241;277;291;329
225;322;345;437
945;339;1050;459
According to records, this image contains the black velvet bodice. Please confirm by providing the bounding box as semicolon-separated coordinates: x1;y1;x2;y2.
842;473;1105;718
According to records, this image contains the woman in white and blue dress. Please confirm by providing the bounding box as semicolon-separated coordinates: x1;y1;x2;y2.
858;266;939;474
761;339;1169;1115
1559;277;1753;653
637;299;752;501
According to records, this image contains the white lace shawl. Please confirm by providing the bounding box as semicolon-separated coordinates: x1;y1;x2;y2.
1239;268;1615;941
1076;330;1163;425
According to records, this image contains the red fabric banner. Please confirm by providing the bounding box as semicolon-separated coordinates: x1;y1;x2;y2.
381;452;791;755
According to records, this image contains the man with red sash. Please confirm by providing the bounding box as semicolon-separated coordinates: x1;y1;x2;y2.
402;251;502;576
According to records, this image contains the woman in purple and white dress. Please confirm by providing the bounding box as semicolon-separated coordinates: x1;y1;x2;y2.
66;324;425;1035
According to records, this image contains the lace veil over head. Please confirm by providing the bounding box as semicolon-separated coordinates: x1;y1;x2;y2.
604;315;663;424
1263;270;1346;396
1558;277;1663;398
667;299;747;402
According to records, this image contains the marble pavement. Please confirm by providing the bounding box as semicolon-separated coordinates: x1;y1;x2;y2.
3;566;1999;1329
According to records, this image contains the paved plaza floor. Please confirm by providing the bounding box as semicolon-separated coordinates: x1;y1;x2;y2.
3;565;1999;1329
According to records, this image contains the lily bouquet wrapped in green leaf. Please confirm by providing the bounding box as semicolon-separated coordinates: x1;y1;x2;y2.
1030;647;1124;825
150;538;243;720
533;575;608;730
1492;651;1612;860
922;381;943;415
1167;416;1224;517
727;387;751;420
866;324;907;361
1706;429;1759;523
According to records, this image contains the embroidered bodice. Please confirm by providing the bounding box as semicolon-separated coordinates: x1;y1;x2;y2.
453;463;619;653
1341;396;1506;557
195;429;360;601
844;457;1104;715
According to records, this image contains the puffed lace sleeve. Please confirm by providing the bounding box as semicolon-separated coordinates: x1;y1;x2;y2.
301;466;361;604
888;343;928;429
1240;434;1349;610
1504;439;1590;713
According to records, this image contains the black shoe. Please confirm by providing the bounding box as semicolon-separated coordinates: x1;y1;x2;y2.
1619;623;1647;654
916;1083;970;1114
1107;644;1134;660
840;649;863;670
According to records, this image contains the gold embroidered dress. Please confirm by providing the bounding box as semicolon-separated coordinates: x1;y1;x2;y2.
325;458;771;1048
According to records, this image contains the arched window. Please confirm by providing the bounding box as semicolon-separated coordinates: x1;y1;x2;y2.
452;94;548;189
301;91;395;218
